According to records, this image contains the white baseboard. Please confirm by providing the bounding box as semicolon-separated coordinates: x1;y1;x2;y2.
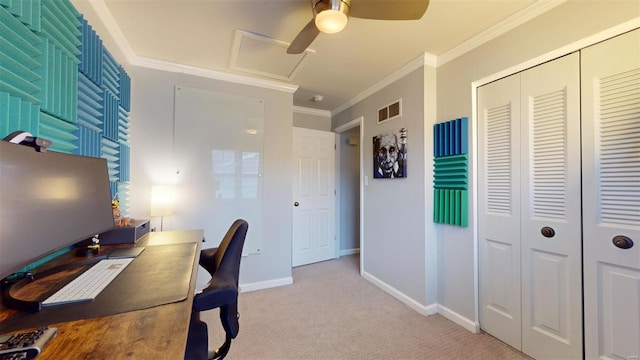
339;248;360;256
437;304;480;333
361;270;479;333
240;276;293;292
361;270;437;316
425;303;438;315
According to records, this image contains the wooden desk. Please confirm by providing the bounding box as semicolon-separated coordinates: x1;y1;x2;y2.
0;230;203;360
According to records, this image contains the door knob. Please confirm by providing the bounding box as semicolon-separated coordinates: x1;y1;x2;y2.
294;202;299;207
541;226;555;238
612;235;634;249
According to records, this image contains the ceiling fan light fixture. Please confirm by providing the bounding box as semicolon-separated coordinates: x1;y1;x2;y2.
315;9;348;33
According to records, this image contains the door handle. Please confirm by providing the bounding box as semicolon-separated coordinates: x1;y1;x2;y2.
541;226;555;238
294;202;299;207
612;235;634;249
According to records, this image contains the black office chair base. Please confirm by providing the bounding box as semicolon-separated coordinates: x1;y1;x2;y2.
209;334;232;360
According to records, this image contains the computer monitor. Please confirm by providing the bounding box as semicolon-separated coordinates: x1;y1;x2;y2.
0;140;115;281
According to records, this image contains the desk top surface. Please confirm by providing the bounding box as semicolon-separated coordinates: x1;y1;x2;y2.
0;230;203;360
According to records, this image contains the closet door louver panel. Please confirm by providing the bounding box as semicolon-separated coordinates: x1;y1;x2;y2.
485;104;512;215
598;68;640;226
530;89;567;218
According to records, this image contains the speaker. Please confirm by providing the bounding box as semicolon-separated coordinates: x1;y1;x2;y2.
99;219;150;245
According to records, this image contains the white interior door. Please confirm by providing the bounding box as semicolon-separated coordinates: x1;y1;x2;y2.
582;29;640;360
479;53;583;359
292;127;336;267
520;52;582;359
478;73;522;350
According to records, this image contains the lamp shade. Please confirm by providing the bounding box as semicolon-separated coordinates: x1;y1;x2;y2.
315;9;348;34
150;185;174;217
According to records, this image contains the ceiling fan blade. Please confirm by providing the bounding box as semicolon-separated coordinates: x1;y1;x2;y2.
287;19;321;54
349;0;429;20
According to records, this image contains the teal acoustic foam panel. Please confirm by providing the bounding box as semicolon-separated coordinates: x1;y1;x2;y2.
433;117;469;227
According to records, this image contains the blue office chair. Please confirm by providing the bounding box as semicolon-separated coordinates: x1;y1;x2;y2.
185;219;248;360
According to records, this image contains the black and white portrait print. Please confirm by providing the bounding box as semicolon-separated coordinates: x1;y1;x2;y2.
373;127;407;179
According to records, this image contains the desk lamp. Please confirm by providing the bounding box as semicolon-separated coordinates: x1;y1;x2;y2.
150;185;174;231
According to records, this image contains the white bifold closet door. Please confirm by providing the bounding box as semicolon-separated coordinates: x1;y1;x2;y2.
582;29;640;360
479;52;583;359
478;72;522;350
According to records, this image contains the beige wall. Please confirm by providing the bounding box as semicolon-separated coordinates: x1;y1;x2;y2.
333;63;438;309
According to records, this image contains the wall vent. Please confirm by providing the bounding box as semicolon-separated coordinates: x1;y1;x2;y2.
377;99;402;124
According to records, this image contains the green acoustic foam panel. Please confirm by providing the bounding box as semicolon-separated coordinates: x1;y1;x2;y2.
0;0;42;31
433;117;469;227
433;189;468;227
39;111;78;153
40;0;81;61
35;38;78;122
0;91;40;136
434;154;468;190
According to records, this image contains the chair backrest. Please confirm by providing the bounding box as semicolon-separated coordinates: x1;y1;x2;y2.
212;219;248;284
193;219;248;313
186;220;248;359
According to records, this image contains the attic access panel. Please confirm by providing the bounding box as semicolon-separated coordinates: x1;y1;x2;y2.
230;30;314;81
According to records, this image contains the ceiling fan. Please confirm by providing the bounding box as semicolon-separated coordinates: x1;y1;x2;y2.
287;0;430;54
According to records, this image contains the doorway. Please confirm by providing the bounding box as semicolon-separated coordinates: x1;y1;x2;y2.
334;117;363;273
292;127;336;267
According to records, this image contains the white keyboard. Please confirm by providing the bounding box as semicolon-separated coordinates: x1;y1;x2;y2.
42;258;133;306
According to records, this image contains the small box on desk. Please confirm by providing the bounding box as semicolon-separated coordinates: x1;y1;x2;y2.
99;219;150;245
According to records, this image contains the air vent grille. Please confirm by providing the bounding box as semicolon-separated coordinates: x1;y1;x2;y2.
378;99;402;123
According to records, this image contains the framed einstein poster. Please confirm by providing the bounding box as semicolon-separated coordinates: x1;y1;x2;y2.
373;127;407;179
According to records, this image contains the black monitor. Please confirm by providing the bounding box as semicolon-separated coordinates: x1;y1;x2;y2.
0;140;115;281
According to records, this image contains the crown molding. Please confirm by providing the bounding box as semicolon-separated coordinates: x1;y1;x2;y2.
86;0;136;65
135;57;298;93
437;0;567;66
330;0;566;114
89;0;297;94
472;16;640;89
293;106;331;117
331;52;436;116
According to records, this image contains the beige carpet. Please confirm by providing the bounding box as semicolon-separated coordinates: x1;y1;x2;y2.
201;255;530;360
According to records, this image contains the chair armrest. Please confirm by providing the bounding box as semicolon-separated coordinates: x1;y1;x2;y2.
199;247;219;276
193;277;238;312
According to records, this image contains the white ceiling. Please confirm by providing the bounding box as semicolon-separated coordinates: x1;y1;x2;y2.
72;0;568;113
